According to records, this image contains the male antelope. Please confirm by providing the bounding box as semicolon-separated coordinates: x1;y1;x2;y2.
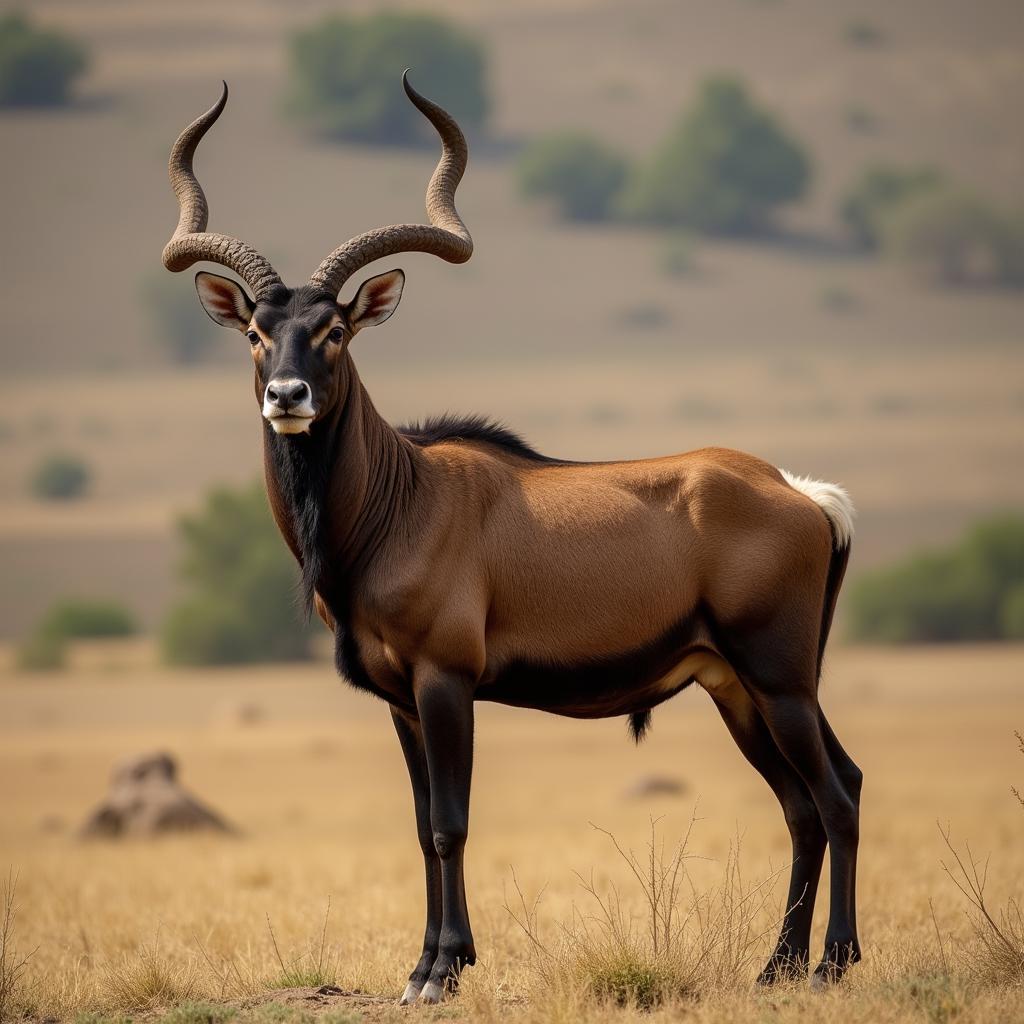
163;76;862;1000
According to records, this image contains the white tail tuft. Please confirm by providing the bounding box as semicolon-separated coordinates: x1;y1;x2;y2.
780;470;855;549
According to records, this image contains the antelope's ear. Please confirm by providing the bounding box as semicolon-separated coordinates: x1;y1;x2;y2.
344;270;405;335
195;272;255;332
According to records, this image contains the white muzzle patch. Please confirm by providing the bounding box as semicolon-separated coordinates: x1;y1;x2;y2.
263;378;316;434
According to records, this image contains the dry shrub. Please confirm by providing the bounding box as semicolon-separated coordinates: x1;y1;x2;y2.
265;900;340;989
0;871;36;1020
21;943;98;1021
938;732;1024;985
101;934;202;1013
192;935;266;1002
505;814;782;1009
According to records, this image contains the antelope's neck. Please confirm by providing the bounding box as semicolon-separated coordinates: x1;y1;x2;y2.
261;359;422;614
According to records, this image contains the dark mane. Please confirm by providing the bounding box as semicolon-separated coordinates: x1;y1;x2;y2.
398;414;563;464
264;423;335;618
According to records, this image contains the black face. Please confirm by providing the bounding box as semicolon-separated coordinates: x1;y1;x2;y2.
248;286;349;436
195;269;406;437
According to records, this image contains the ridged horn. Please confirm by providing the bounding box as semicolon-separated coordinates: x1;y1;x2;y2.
309;71;473;296
162;82;282;300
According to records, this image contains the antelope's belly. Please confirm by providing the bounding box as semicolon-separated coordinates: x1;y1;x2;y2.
476;622;738;719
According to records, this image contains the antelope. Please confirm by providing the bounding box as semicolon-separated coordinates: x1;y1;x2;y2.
162;75;862;1002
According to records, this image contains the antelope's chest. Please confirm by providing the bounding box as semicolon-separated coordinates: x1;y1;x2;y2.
334;616;417;710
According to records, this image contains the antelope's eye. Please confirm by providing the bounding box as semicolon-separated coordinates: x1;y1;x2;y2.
327;325;345;343
246;330;260;346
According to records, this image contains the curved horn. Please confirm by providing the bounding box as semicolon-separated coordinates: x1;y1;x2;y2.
309;71;473;296
162;82;282;300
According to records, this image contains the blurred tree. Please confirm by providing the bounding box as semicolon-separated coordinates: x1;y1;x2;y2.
286;12;488;144
848;515;1024;642
883;187;1024;288
622;77;810;235
840;163;945;249
17;598;136;672
140;271;218;365
517;132;629;222
1002;584;1024;640
30;453;89;500
0;13;88;107
39;599;137;638
161;482;312;665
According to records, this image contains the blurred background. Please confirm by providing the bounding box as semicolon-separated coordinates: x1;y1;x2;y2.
2;0;1023;662
0;3;1022;1014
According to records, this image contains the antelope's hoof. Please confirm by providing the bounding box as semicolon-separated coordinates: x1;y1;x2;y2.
810;963;856;990
399;980;423;1005
756;953;808;987
810;942;860;990
417;980;446;1004
809;966;834;991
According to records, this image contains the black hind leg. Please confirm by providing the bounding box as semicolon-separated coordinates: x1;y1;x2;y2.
750;689;861;986
711;685;827;983
818;707;863;958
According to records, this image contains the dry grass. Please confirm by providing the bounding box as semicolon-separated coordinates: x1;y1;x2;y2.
101;935;201;1015
937;732;1024;986
0;872;36;1022
265;901;340;991
506;816;783;1009
0;643;1022;1022
939;826;1024;986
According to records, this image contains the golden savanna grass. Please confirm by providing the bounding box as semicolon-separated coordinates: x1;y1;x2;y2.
1;641;1023;1023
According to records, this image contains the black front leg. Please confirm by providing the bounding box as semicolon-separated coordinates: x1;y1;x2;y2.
391;708;443;1005
414;672;476;1003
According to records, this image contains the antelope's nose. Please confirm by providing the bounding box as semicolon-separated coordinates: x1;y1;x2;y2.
265;379;310;412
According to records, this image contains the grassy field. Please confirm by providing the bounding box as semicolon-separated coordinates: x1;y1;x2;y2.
1;642;1022;1022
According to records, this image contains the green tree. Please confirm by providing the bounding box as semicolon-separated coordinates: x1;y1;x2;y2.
1002;584;1024;640
840;163;944;249
848;515;1024;642
17;598;136;671
286;12;487;144
0;13;88;107
161;482;312;665
517;132;629;222
883;187;1024;288
30;453;89;500
39;599;136;638
623;77;810;235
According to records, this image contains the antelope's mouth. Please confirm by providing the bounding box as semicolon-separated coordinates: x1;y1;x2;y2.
265;411;314;435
